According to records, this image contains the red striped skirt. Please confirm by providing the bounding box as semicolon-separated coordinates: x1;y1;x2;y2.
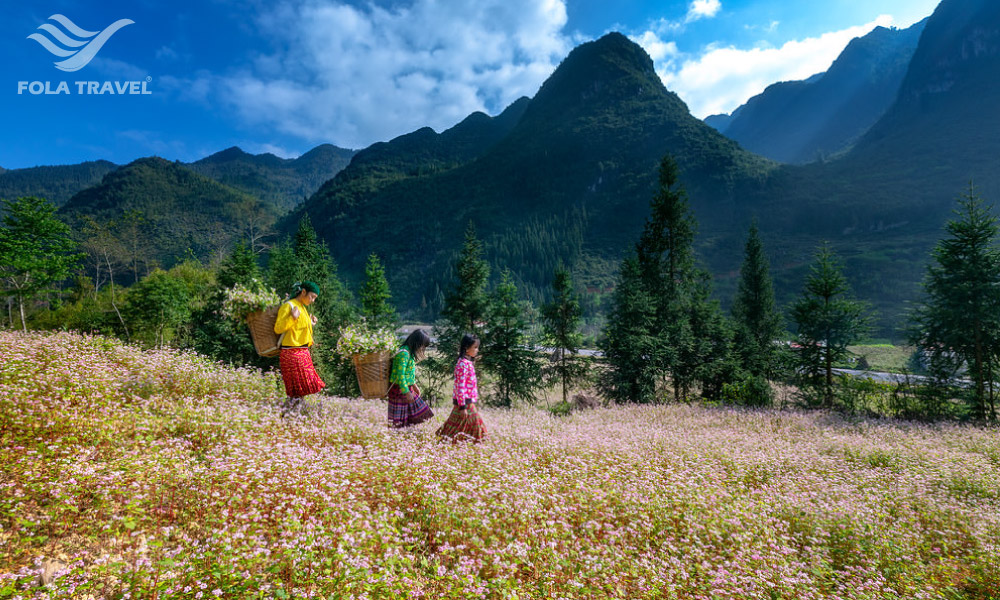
435;404;487;443
386;384;433;428
279;347;326;397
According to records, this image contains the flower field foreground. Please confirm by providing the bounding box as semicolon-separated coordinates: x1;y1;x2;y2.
1;332;999;599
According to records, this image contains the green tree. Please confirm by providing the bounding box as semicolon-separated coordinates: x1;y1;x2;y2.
910;186;1000;421
685;275;743;402
217;240;260;289
790;244;871;408
635;154;735;401
482;269;541;407
434;222;491;373
541;266;588;404
442;222;490;334
731;220;784;380
190;241;266;366
360;253;397;329
124;269;191;347
599;255;659;403
268;215;355;394
0;197;81;332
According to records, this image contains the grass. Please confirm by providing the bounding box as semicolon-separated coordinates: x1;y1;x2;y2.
843;344;918;373
2;331;999;599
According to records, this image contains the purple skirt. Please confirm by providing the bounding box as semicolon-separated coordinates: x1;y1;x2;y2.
386;384;433;428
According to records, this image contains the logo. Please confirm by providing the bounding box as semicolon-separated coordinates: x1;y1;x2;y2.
27;14;133;72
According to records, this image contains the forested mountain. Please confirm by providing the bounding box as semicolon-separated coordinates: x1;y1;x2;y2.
294;32;775;313
710;19;926;164
291;3;1000;338
34;0;1000;339
187;144;356;212
308;97;530;215
59;157;276;268
742;0;1000;334
0;160;118;206
0;144;354;216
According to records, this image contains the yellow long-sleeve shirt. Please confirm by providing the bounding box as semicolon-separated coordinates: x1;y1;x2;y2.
273;299;314;347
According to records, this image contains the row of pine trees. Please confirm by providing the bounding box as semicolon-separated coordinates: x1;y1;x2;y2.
1;152;999;421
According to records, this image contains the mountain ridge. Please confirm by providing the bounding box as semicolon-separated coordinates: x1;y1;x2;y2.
712;19;927;164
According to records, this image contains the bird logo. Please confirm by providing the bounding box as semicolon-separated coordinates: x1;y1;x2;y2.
27;14;134;72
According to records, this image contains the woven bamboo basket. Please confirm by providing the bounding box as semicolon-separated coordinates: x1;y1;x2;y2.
351;351;392;400
247;306;283;357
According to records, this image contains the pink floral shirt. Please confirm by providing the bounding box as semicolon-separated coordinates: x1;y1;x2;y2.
452;357;478;407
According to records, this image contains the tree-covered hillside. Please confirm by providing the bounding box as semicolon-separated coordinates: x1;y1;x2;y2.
188;144;356;212
295;32;776;314
59;157;278;269
0;160;118;207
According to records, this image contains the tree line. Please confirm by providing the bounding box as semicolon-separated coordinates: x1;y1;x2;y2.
2;155;999;421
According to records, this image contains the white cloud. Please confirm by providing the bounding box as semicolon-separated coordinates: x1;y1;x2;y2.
245;142;297;158
686;0;721;23
641;14;894;118
631;31;680;64
206;0;573;149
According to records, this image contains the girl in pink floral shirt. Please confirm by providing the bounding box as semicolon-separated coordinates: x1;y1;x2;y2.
436;334;487;442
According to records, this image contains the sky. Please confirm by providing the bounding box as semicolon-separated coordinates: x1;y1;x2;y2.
0;0;941;169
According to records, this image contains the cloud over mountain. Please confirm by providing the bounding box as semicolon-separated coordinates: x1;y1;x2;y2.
211;0;575;149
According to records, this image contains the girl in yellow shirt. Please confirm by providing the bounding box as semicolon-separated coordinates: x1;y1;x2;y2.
274;281;325;416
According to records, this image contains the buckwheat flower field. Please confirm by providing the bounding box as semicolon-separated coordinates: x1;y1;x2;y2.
2;332;999;599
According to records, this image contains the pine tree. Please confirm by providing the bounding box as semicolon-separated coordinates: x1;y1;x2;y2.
599;255;659;403
0;196;82;332
911;186;1000;421
731;220;784;379
685;272;743;402
442;222;490;334
790;244;871;408
634;154;734;401
191;241;266;367
267;215;356;394
359;253;396;329
483;269;541;407
217;240;259;289
541;266;588;404
435;222;490;370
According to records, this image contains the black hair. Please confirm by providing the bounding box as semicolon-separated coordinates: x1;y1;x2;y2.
403;329;431;360
458;333;480;360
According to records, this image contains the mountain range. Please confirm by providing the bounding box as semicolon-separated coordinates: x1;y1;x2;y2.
706;18;927;164
0;145;355;211
187;144;355;213
6;0;1000;340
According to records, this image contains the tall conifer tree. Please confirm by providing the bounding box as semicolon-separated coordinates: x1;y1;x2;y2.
436;222;490;367
360;253;396;329
911;186;1000;421
633;154;736;401
483;269;541;407
541;266;587;404
731;220;783;379
599;255;658;403
790;244;871;408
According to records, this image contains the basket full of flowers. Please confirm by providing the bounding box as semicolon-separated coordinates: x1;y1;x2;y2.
221;280;285;357
336;323;399;399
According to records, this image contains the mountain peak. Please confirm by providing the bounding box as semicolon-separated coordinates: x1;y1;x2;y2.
198;146;250;164
553;31;659;87
520;31;688;127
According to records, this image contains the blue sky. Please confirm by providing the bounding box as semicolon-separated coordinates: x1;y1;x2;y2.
0;0;940;169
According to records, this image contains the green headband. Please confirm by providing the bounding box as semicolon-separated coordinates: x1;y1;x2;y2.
293;280;320;296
